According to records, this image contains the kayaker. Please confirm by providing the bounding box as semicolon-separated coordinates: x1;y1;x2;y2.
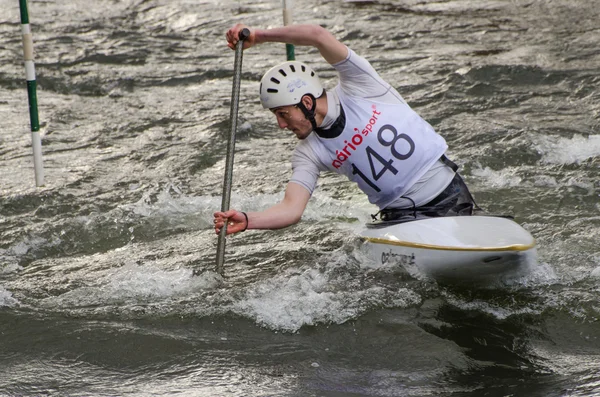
214;23;479;235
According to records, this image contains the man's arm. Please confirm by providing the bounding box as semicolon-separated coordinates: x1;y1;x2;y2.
213;182;311;235
225;23;348;65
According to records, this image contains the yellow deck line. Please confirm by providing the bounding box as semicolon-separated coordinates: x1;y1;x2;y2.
363;237;536;252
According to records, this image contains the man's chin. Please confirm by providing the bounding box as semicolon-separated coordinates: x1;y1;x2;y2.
296;130;313;140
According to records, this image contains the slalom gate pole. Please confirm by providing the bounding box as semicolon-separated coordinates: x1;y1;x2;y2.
282;0;295;60
215;28;250;275
18;0;44;187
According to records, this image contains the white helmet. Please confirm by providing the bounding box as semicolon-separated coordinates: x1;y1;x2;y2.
259;61;323;109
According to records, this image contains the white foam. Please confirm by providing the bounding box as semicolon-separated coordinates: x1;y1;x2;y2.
231;255;421;332
0;286;19;307
470;164;523;188
533;175;559;187
0;248;23;274
127;184;221;218
233;267;351;332
101;263;219;300
443;293;542;320
533;134;600;165
505;260;558;287
45;263;221;308
239;121;252;132
1;236;60;267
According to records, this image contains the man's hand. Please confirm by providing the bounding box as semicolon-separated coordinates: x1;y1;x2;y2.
225;24;256;51
213;209;248;235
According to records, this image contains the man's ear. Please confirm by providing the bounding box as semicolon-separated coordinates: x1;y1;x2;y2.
301;94;315;111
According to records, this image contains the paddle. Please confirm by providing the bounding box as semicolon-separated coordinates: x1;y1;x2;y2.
215;28;250;275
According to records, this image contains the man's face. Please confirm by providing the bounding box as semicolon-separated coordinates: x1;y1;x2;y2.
271;105;313;140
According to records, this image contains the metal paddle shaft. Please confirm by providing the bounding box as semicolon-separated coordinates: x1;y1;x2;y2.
215;28;250;275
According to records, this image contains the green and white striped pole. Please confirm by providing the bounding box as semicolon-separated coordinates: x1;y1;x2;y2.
19;0;44;187
282;0;295;61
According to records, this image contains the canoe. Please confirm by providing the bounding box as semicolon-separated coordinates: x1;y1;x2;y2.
360;216;537;283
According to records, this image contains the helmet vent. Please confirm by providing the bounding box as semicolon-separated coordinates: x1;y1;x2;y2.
311;71;315;77
301;65;306;72
289;64;296;72
267;88;278;93
278;69;287;77
270;77;280;84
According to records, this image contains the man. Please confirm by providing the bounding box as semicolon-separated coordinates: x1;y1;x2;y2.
214;23;478;235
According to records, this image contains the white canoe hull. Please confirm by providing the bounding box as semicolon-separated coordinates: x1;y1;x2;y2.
360;216;537;283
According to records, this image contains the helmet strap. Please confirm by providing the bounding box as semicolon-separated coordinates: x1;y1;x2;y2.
297;94;318;131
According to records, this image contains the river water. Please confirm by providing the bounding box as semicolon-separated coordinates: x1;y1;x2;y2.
1;0;599;396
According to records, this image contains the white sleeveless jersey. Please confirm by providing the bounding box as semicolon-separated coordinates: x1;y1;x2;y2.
305;89;448;209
